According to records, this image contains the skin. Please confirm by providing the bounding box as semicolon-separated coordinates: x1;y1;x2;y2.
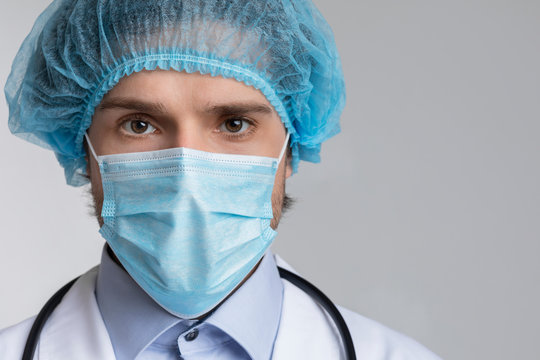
85;69;292;318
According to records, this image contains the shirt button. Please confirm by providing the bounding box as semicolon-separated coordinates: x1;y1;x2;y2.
184;328;199;342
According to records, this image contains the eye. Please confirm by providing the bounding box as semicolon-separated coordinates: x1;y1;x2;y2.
219;118;251;133
121;118;157;135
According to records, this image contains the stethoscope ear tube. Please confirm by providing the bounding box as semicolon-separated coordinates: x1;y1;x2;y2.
23;268;356;360
278;267;357;360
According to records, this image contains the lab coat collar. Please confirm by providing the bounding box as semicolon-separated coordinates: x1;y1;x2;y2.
272;255;343;359
38;267;116;360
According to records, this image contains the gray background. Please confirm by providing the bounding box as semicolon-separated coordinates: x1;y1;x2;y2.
1;1;539;359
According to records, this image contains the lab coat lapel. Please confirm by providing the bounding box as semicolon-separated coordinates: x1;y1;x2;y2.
38;267;115;360
272;256;343;359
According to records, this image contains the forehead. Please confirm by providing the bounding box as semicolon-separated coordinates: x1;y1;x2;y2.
101;69;274;109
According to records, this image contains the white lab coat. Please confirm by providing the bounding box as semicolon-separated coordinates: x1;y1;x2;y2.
0;257;441;360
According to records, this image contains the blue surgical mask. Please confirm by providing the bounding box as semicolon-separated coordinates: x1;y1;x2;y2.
85;134;289;318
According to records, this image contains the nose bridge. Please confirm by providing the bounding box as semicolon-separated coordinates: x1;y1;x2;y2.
169;113;206;151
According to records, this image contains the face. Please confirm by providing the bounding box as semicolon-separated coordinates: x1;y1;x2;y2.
86;69;292;229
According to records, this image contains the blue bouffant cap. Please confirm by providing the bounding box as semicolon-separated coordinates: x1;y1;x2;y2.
5;0;345;186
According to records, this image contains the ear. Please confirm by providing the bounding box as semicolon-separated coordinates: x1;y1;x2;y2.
285;154;293;179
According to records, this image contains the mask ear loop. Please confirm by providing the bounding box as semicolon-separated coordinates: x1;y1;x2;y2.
84;132;100;164
277;132;291;165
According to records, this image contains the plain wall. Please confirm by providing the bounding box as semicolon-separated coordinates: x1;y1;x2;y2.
1;1;539;359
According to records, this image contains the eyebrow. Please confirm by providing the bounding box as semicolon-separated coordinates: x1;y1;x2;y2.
206;103;274;116
98;97;274;116
97;97;168;114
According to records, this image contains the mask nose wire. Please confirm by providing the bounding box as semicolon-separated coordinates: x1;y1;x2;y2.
277;132;291;165
84;132;100;163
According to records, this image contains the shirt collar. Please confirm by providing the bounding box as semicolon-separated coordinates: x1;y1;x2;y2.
95;244;283;360
206;247;284;360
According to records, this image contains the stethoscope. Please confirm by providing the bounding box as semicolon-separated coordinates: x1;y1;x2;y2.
22;265;357;360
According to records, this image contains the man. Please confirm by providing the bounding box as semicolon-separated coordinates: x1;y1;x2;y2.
1;0;441;359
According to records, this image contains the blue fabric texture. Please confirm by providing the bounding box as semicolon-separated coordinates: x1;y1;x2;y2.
5;0;346;186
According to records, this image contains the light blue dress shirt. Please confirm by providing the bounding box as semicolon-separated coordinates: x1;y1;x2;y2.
95;245;283;360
